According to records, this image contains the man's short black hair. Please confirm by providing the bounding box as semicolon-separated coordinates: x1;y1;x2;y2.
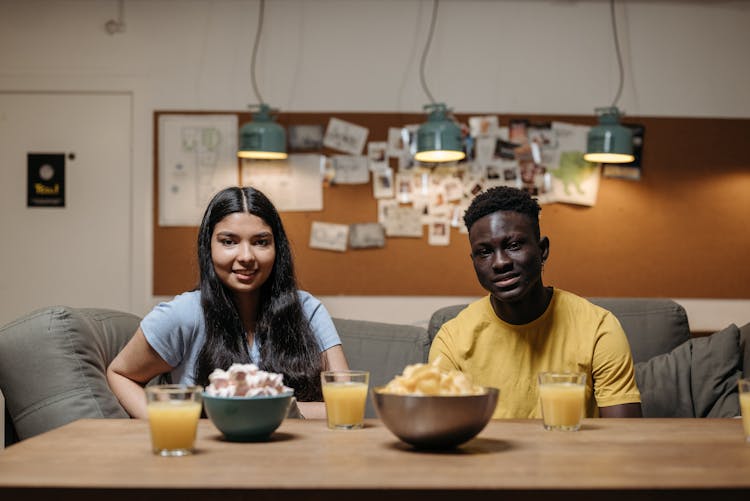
463;186;542;238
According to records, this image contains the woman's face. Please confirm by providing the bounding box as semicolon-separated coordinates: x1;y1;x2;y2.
210;212;276;297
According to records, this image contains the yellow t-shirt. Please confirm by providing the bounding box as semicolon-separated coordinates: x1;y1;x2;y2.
428;289;641;419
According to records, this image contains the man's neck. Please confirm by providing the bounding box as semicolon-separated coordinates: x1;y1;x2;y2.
490;286;553;325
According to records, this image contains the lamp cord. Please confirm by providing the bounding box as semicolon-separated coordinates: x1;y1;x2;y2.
419;0;439;105
610;0;625;107
250;0;266;104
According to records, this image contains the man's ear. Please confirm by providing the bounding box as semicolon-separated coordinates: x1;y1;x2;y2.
539;236;550;262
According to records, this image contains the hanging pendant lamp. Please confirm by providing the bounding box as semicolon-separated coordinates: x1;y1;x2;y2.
238;104;287;160
415;103;465;163
584;0;634;164
414;0;465;164
237;0;287;161
584;106;634;164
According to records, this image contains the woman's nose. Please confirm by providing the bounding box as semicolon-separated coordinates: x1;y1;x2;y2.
237;242;255;262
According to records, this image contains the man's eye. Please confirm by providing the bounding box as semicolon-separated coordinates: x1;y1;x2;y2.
507;241;522;251
474;248;492;257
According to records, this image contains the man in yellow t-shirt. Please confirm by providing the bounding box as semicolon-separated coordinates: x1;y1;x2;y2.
429;186;641;419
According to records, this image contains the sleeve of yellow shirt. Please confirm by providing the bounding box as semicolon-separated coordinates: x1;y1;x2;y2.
592;313;642;407
428;325;461;372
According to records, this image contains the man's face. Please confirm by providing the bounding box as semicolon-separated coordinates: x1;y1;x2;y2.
469;210;549;304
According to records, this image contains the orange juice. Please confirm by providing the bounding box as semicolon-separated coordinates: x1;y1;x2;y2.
539;382;585;430
147;400;202;453
322;382;368;429
740;392;750;440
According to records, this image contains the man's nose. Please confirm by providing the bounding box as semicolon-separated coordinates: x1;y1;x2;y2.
491;249;510;270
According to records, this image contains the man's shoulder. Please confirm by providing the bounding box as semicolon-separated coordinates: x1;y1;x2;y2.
440;296;492;332
551;289;622;335
553;289;610;317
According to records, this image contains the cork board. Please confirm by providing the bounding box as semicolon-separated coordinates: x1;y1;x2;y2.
153;111;750;299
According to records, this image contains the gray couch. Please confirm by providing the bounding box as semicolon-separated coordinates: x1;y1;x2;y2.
2;299;749;446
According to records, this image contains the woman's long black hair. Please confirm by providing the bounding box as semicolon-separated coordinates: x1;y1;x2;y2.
194;186;323;401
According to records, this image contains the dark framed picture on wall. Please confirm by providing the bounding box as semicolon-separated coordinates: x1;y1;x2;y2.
27;153;65;208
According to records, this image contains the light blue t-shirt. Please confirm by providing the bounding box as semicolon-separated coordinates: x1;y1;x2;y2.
141;290;341;385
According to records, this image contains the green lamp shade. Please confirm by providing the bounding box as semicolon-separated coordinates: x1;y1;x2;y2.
584;107;634;164
415;103;466;163
238;105;287;160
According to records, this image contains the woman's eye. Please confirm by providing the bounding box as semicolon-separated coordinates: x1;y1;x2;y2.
220;238;235;246
255;238;271;247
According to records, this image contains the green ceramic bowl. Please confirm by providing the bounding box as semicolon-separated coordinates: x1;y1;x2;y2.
202;391;294;442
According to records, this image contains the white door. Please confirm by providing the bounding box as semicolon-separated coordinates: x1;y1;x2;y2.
0;92;132;325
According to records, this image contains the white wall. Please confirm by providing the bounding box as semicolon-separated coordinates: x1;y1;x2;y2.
1;0;749;330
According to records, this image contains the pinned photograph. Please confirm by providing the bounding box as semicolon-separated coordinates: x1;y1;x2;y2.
331;155;369;184
464;177;485;198
377;198;398;225
395;173;414;203
450;202;468;229
402;124;419;157
475;136;497;166
349;223;386;249
528;122;558;149
323;117;369;155
384;206;423;238
288;124;324;151
412;171;431;197
367;141;388;170
386;127;406;157
412;194;431;224
468;115;499;138
509;119;530;144
309;221;349;252
486;164;501;180
428;218;451;246
442;177;464;202
372;166;394;199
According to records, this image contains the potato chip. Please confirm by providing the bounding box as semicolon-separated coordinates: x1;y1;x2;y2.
380;357;484;396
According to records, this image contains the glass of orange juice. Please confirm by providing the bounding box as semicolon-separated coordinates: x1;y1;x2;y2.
145;384;203;456
538;372;586;432
739;379;750;443
321;370;369;430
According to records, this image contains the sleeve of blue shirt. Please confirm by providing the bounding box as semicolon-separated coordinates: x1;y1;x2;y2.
298;290;341;351
140;291;203;368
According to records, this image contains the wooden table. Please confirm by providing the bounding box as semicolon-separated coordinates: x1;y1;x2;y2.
1;418;749;500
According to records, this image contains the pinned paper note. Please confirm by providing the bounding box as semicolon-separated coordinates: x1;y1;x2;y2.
309;221;349;252
323;118;369;155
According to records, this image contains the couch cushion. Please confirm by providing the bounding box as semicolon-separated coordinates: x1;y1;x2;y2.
635;324;741;418
690;324;742;417
0;306;139;442
586;298;691;364
740;322;750;378
428;304;468;342
333;318;430;418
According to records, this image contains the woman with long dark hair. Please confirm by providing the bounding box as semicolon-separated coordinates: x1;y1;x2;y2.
107;186;348;419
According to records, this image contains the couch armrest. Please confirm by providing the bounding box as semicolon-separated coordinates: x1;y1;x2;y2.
0;306;140;443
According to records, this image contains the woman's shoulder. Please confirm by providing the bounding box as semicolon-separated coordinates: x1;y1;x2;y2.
144;290;202;326
160;290;201;312
296;290;319;307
